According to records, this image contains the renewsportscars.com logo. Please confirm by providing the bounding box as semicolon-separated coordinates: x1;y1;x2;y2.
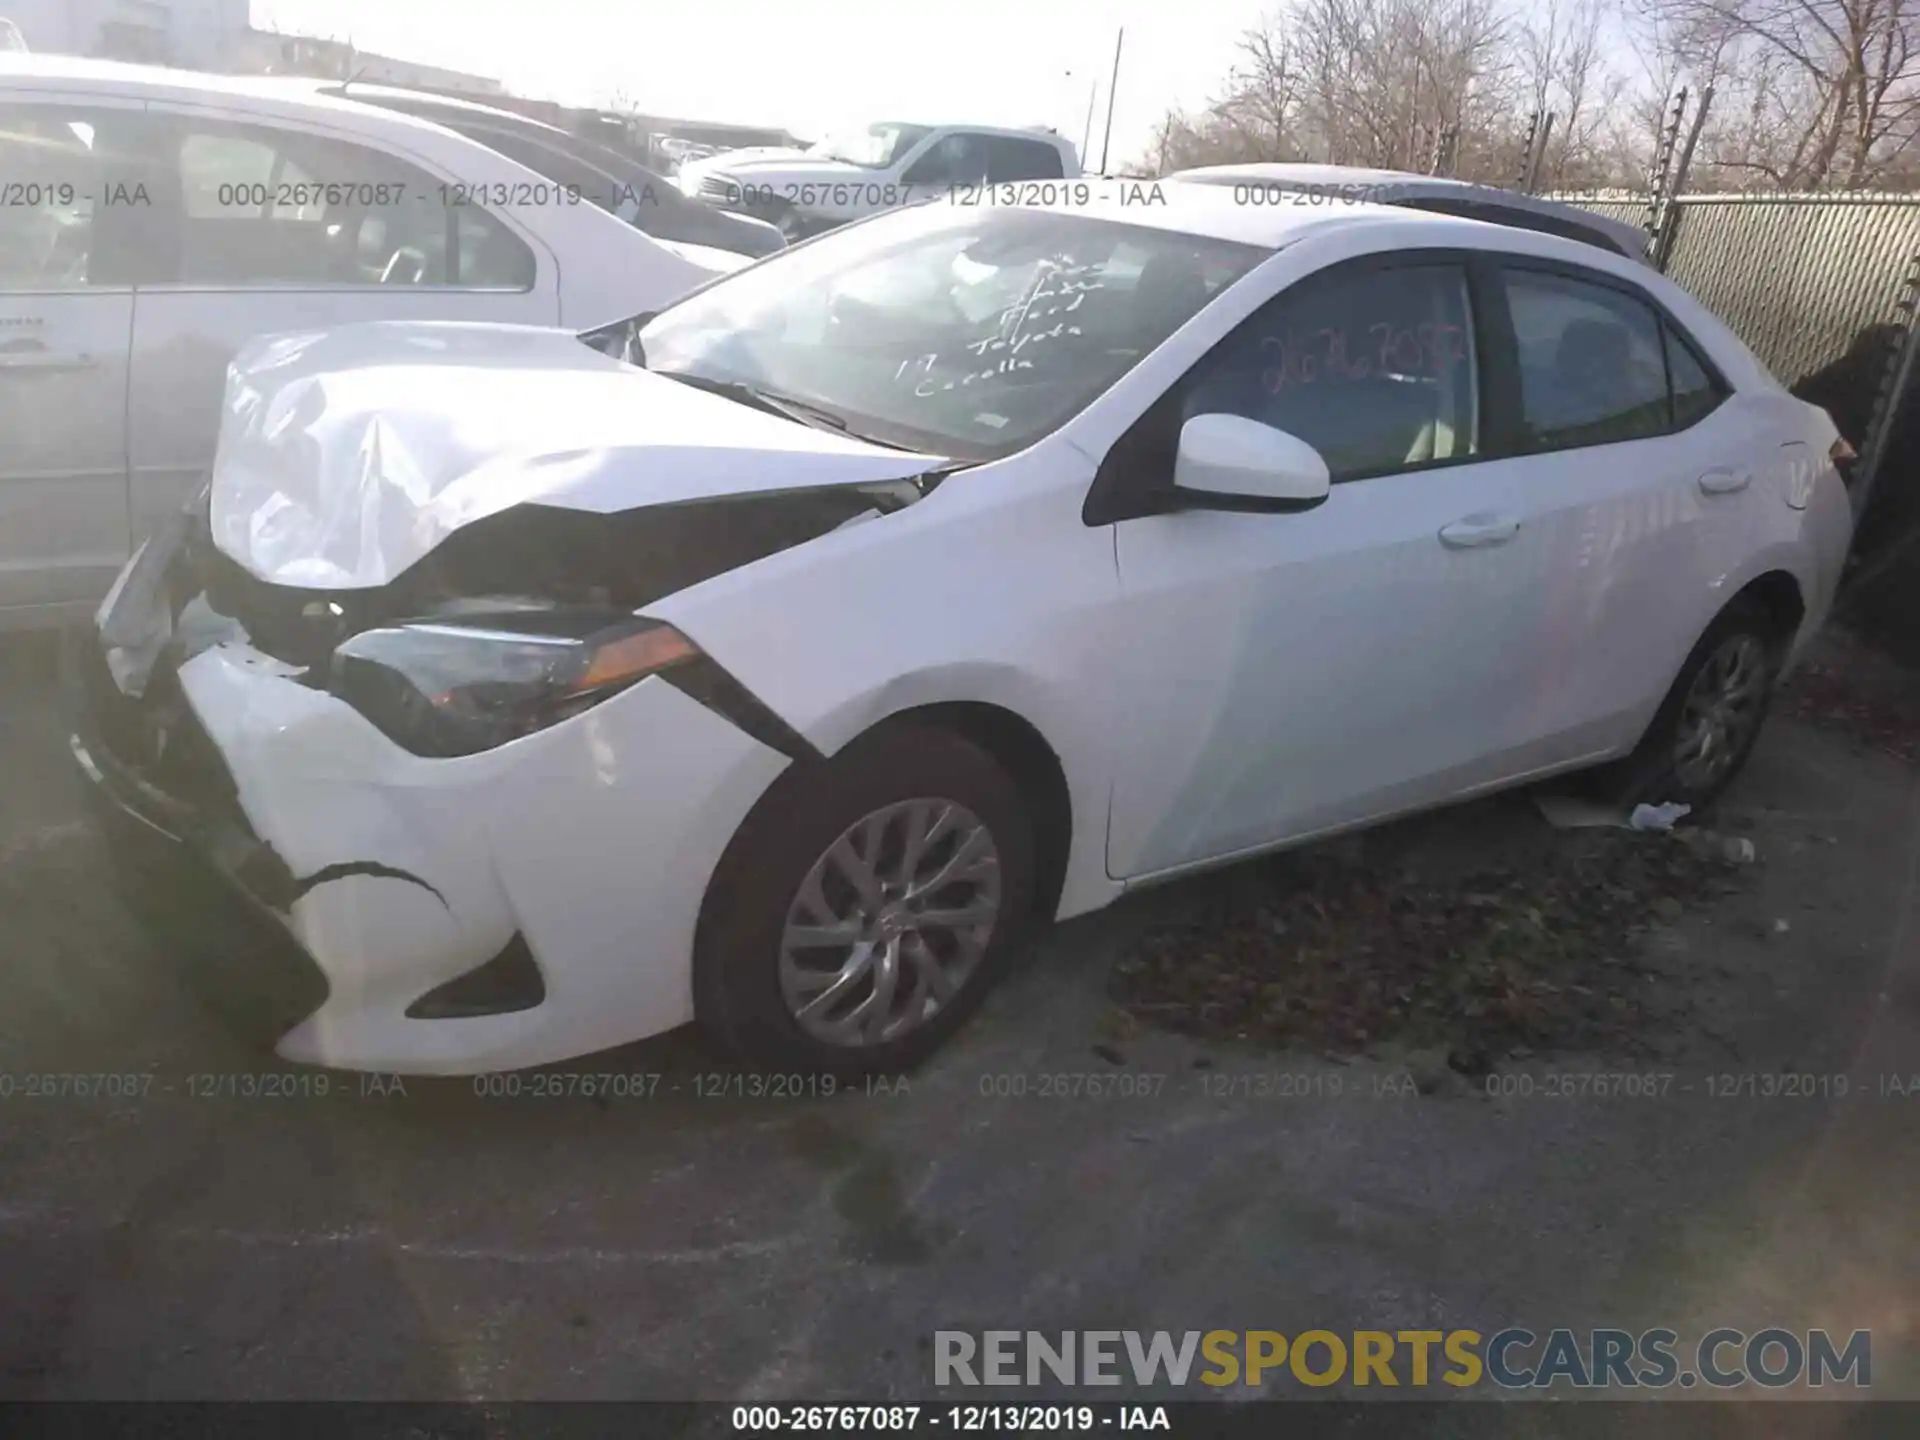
933;1328;1872;1390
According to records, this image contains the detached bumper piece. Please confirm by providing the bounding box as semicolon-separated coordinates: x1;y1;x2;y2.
66;628;332;1038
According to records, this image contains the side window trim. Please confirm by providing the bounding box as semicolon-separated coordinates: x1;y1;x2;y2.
1084;247;1494;526
1491;253;1731;454
1660;315;1731;427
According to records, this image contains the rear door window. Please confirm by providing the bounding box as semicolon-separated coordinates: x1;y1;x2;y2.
1502;267;1671;451
1666;322;1728;428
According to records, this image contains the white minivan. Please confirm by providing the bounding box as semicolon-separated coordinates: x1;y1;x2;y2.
1;56;737;629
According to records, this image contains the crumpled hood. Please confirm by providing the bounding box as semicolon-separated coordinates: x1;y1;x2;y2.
210;321;941;590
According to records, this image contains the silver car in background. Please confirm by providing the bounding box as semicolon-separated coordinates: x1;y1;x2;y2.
1;56;737;630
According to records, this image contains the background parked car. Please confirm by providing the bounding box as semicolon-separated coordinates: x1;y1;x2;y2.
677;121;1081;240
0;55;737;630
1168;163;1651;262
304;83;786;259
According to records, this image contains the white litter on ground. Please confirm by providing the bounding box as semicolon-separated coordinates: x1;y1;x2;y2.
1629;802;1693;831
1533;795;1694;832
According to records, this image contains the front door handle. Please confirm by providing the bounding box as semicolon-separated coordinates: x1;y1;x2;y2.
1439;513;1520;548
1698;468;1751;495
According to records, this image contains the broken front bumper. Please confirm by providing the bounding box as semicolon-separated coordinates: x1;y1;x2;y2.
68;515;793;1075
69;636;335;1041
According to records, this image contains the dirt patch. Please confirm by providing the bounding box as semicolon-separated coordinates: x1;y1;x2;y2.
1779;626;1920;764
1109;828;1753;1069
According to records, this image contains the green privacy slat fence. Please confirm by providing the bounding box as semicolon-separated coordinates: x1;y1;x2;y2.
1550;191;1920;390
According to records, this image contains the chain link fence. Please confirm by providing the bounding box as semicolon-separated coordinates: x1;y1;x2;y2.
1558;190;1920;403
1555;189;1920;656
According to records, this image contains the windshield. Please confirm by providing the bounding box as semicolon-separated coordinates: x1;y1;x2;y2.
808;123;932;169
637;205;1268;460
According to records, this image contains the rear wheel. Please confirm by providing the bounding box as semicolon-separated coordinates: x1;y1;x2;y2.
1598;597;1784;809
694;724;1037;1077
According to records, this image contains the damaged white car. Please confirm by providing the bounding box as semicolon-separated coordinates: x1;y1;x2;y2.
72;192;1855;1077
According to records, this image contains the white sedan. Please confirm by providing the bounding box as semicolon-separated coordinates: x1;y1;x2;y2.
1;55;740;630
72;187;1855;1077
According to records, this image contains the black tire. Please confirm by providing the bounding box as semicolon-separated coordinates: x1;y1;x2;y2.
773;204;811;243
694;722;1038;1078
1595;596;1785;810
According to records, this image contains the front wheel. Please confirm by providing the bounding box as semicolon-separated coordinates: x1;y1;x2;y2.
694;724;1037;1078
772;205;813;243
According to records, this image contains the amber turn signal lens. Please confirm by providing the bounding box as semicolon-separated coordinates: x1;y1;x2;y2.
578;624;698;689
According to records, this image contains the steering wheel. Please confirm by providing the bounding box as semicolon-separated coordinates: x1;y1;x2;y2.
379;246;430;285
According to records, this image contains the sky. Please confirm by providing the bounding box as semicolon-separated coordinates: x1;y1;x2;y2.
250;0;1268;169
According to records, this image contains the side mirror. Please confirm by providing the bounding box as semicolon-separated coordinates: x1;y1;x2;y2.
1170;412;1331;512
580;311;656;362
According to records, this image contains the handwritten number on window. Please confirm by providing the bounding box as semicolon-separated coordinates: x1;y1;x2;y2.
1259;320;1465;395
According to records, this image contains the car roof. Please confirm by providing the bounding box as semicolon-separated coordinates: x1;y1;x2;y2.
978;183;1443;247
277;78;575;135
309;84;679;190
0;53;495;143
1170;162;1647;255
954;181;1661;273
1174;161;1471;190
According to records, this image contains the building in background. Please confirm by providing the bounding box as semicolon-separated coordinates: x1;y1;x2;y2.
3;0;248;68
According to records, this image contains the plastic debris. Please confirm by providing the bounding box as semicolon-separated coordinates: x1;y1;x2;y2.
1629;801;1693;831
1722;837;1758;864
1535;795;1696;832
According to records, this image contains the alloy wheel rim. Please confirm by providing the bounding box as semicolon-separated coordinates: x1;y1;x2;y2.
778;798;1003;1048
1672;632;1770;791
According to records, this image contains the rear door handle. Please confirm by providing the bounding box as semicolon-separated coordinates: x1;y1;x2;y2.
1438;513;1520;548
1698;468;1750;494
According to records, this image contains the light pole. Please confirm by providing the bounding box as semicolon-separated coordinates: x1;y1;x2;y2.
1098;27;1124;174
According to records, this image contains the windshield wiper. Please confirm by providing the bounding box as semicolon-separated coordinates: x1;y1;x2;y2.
653;369;923;452
651;369;932;450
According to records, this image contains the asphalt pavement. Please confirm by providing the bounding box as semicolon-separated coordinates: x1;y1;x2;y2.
1;631;1915;1415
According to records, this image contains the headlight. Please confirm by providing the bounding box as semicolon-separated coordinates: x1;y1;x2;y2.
330;611;698;757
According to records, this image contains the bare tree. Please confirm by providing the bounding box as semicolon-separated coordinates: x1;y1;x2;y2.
1130;0;1836;191
1643;0;1920;187
1519;0;1631;186
1217;27;1306;157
